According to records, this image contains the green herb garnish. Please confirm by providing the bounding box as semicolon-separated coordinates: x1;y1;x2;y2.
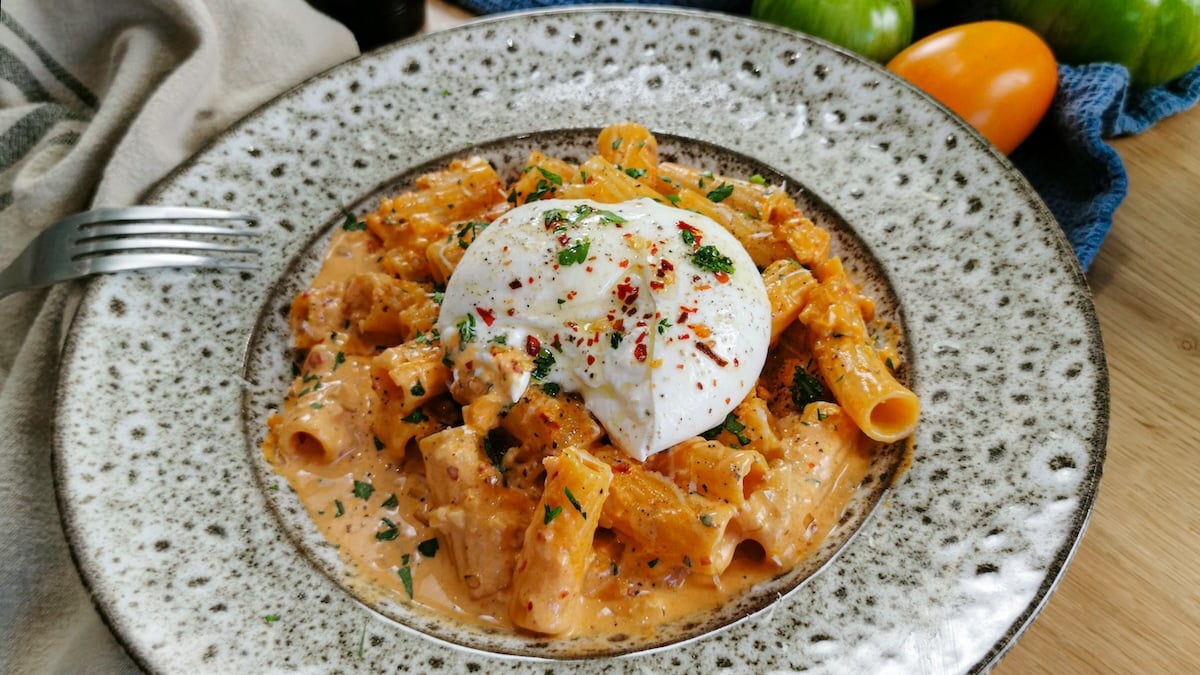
353;480;374;500
690;245;735;274
557;238;591;266
790;366;825;410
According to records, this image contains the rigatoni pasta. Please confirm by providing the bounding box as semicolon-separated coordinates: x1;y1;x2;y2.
261;123;918;640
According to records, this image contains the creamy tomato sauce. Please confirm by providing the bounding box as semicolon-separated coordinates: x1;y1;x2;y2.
266;419;871;638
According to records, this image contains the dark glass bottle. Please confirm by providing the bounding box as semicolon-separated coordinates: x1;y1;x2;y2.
308;0;426;51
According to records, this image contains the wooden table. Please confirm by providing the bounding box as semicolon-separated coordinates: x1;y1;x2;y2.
421;3;1200;671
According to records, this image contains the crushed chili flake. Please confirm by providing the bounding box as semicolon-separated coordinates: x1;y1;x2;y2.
508;278;523;289
475;307;495;326
694;341;729;367
634;343;648;362
525;335;541;356
616;281;639;305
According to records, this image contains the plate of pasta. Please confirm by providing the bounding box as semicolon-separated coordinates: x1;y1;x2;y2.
54;6;1107;674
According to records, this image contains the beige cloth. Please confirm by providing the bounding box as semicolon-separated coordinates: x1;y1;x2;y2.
0;1;357;670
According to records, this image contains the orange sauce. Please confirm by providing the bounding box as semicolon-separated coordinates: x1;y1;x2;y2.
265;420;872;639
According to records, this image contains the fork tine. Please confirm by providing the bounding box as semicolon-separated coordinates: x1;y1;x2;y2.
77;222;261;239
79;252;260;275
72;237;261;257
63;206;260;230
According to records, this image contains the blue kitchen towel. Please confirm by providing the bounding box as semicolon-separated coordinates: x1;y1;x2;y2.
444;0;1200;270
1011;63;1200;270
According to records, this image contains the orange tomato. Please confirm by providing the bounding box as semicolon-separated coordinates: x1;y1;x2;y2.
886;21;1057;154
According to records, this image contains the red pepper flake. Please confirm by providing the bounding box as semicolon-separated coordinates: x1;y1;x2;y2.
634;343;648;362
525;335;541;356
677;221;703;247
509;278;523;289
616;281;639;305
694;341;729;367
612;463;630;474
587;354;596;366
475;307;495;327
713;271;729;284
619;259;630;268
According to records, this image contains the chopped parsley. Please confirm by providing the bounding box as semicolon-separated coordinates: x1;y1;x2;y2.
527;179;554;202
657;318;672;335
375;518;399;541
417;537;439;558
455;220;488;248
790;366;825;410
456;313;476;344
410;381;425;397
699;513;716;527
624;167;647;179
373;436;385;451
334;499;345;517
401;408;427;424
352;480;374;500
543;208;569;231
609;331;624;349
690;245;735;275
702;412;751;446
611;136;623;150
648;558;660;568
706;182;735;202
541;382;561;397
382;493;399;509
536;166;563;185
531;347;556;380
544;503;564;524
397;556;414;598
557;238;591;266
565;487;586;519
264;614;280;624
341;211;366;231
592;208;626;225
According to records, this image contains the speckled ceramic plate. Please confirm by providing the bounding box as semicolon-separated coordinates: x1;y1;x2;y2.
54;7;1107;673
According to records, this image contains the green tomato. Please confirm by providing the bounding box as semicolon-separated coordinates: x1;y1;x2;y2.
751;0;915;63
999;0;1200;88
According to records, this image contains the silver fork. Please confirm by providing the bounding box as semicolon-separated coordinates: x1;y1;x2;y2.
0;206;262;299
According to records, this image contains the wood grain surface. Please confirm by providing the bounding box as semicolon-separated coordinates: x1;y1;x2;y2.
422;4;1200;669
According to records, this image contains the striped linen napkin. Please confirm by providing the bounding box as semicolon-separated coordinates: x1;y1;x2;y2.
0;2;356;671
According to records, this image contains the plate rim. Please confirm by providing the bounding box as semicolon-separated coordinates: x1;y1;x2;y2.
51;6;1110;672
